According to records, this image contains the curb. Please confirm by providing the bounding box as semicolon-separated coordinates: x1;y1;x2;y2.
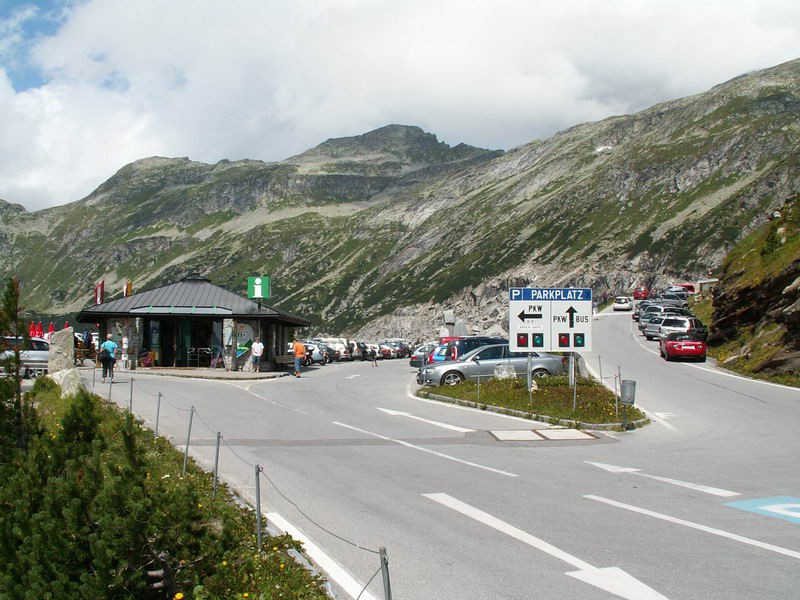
415;390;649;431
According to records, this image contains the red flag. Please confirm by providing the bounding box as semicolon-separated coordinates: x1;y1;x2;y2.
47;322;55;335
94;280;104;305
64;321;69;329
36;322;43;338
29;322;35;337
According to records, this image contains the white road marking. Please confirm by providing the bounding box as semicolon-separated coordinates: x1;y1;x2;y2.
376;407;475;432
585;495;800;560
346;374;361;380
267;511;378;600
585;462;740;497
653;412;675;419
686;363;800;392
424;493;669;600
333;421;517;477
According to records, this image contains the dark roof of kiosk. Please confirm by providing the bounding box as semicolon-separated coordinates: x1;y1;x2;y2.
76;274;310;326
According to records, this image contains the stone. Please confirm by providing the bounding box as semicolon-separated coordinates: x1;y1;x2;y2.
47;368;84;398
49;327;75;373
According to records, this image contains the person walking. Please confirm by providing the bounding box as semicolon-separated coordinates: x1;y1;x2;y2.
369;346;377;366
99;333;119;383
292;338;305;378
251;336;264;372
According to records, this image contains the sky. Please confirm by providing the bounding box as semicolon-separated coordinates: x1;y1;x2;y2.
0;0;798;212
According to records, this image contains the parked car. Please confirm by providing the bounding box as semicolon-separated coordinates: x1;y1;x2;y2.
612;296;633;311
427;344;449;364
2;336;49;378
410;343;435;368
444;336;507;361
660;332;707;362
303;342;326;365
658;316;708;341
417;343;566;386
633;286;650;300
643;316;669;340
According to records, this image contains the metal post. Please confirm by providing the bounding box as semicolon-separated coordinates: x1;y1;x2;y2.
129;378;134;412
92;365;96;388
255;464;263;551
598;355;603;385
527;354;532;404
476;374;480;403
380;547;392;600
613;375;619;419
154;392;161;440
107;379;113;401
213;432;221;499
182;406;194;475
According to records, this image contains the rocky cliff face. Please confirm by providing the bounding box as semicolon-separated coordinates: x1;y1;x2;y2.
2;60;799;358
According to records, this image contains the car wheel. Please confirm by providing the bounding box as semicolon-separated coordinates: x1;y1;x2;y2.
532;368;550;378
441;371;464;386
698;355;706;362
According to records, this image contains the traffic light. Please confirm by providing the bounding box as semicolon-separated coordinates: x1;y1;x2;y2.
558;333;570;348
573;333;586;348
516;333;529;348
532;333;544;347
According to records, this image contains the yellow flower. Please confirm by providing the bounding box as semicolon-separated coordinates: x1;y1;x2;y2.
222;560;228;566
243;594;249;598
279;563;285;569
174;594;184;600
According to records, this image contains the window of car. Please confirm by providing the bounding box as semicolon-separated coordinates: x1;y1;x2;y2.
474;346;504;360
662;318;686;327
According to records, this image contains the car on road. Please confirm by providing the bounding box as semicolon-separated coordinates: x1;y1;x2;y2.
410;343;436;368
417;343;565;386
2;336;49;378
612;296;633;311
643;316;669;340
443;336;507;361
633;285;650;300
658;316;708;341
659;332;707;362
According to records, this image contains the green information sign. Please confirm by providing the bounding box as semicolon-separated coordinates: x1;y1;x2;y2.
247;276;270;300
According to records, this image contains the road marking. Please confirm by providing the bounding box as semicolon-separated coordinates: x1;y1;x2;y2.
585;495;800;560
424;493;669;600
653;412;675;419
267;512;378;600
686;363;800;392
346;374;361;380
333;422;517;477
727;496;800;524
585;462;740;497
376;407;475;432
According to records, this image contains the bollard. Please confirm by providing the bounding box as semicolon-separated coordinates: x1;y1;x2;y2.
380;547;392;600
213;432;221;499
255;464;263;552
154;392;161;440
182;406;194;475
129;378;134;412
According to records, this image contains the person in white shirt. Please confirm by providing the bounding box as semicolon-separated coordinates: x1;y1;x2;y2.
251;337;264;371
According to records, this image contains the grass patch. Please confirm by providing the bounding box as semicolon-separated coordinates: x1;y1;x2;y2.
423;376;646;427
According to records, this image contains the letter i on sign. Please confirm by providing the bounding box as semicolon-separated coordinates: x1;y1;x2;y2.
254;278;262;298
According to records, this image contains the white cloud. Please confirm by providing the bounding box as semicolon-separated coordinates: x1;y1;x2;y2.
0;0;798;211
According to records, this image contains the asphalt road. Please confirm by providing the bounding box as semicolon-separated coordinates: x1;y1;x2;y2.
97;315;800;600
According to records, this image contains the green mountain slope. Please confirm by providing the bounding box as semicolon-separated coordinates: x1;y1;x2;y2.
2;60;799;342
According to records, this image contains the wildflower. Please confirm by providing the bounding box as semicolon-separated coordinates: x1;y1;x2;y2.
174;594;184;600
222;560;228;566
279;563;285;569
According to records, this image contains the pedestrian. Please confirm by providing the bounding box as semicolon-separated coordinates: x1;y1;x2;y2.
251;336;264;372
99;333;119;383
292;338;306;378
369;346;377;366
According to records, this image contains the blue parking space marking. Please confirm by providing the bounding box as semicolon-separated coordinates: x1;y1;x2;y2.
726;496;800;524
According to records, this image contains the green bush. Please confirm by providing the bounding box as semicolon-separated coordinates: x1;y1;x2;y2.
0;386;328;600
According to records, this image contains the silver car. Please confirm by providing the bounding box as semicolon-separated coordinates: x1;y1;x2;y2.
417;343;565;386
2;336;50;377
643;316;668;340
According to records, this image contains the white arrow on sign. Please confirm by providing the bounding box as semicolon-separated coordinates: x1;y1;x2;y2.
377;408;474;432
424;493;668;600
586;462;740;497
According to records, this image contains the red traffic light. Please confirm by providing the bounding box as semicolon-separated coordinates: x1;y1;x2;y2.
558;333;570;347
516;333;529;347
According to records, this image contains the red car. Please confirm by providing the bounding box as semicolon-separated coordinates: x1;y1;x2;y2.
659;332;706;362
633;286;650;300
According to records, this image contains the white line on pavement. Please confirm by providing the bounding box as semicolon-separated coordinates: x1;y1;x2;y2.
585;462;740;497
425;493;669;600
585;495;800;560
376;407;475;432
267;512;378;600
332;421;518;477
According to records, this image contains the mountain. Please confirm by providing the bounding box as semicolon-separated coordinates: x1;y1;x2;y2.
2;60;799;357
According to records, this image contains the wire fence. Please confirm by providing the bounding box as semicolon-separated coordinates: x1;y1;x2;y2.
78;368;391;600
